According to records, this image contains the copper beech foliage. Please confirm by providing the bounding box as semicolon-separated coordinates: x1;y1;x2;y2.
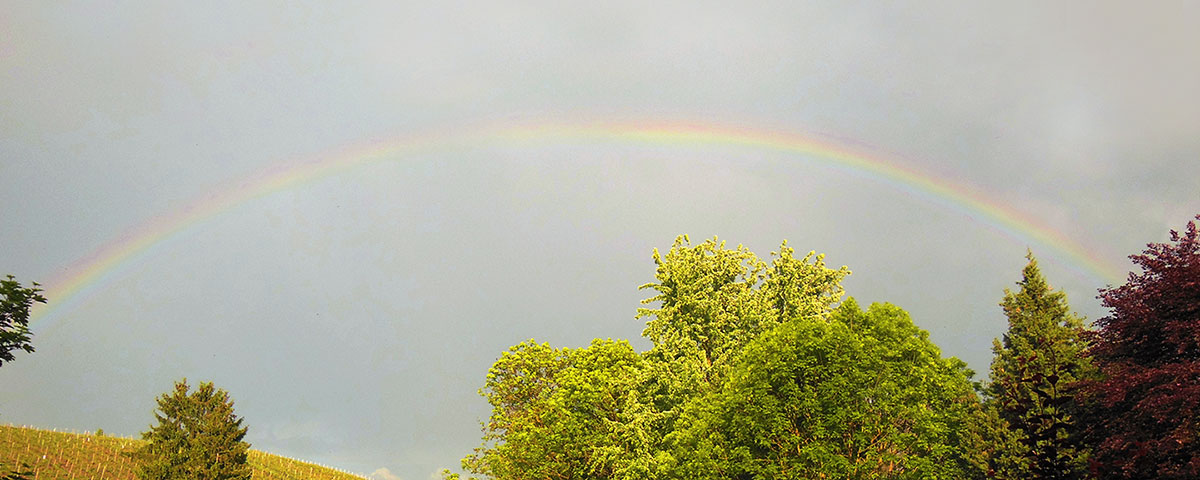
1081;215;1200;479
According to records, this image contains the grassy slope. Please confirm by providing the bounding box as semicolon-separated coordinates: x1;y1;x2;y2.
0;425;365;480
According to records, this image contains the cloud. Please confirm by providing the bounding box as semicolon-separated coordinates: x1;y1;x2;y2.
368;467;403;480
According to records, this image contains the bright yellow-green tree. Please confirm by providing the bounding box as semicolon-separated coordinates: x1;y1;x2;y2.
637;237;849;415
458;237;985;480
461;339;656;480
669;299;984;479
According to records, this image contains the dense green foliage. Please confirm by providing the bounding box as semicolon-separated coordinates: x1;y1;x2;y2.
460;236;984;480
1;275;46;479
638;238;849;401
0;425;364;480
637;237;851;477
463;339;658;480
983;255;1093;479
671;299;983;479
133;380;252;480
12;213;1200;480
1081;215;1200;479
0;275;46;368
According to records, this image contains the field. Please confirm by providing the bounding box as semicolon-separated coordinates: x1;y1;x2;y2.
0;425;365;480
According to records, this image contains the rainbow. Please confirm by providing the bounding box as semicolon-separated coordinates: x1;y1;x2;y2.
30;120;1124;324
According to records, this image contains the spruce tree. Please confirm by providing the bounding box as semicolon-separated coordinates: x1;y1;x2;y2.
984;254;1092;479
135;379;251;480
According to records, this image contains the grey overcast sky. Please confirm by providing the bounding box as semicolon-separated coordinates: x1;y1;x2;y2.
2;2;1198;479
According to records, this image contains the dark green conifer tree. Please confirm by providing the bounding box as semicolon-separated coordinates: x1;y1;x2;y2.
134;379;251;480
984;254;1093;479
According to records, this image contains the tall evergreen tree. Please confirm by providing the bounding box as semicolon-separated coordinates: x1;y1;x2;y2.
134;379;251;480
984;254;1092;479
1081;215;1200;479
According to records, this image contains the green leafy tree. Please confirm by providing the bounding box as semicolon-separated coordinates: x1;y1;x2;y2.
1;276;45;480
462;237;993;480
636;237;850;475
0;275;46;368
637;237;848;408
637;236;770;400
462;339;656;480
670;299;983;479
134;379;251;480
983;254;1093;479
2;275;129;480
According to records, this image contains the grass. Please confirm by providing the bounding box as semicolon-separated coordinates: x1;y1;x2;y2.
0;425;365;480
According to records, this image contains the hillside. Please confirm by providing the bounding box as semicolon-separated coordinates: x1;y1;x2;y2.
0;425;365;480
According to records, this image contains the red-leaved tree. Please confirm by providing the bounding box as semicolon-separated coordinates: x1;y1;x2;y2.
1082;214;1200;479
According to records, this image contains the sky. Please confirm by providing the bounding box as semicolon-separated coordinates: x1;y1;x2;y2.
1;2;1198;479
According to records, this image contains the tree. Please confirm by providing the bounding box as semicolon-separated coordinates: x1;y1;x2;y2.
0;275;46;368
637;236;770;400
1081;214;1200;479
461;237;1037;480
134;379;251;480
669;299;984;479
1;276;45;479
983;254;1093;479
637;237;849;409
636;237;850;476
462;339;657;480
459;238;851;480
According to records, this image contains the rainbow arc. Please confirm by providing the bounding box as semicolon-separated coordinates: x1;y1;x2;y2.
32;120;1123;325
